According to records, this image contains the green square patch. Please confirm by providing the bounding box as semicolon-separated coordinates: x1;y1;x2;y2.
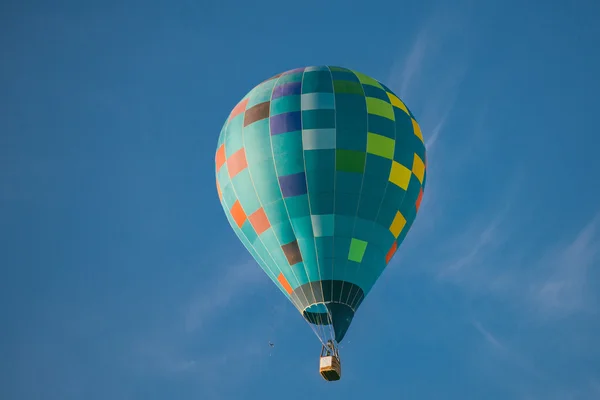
366;97;395;120
336;149;366;173
333;80;364;95
348;238;368;263
331;70;359;82
367;132;395;159
352;70;384;89
328;66;350;72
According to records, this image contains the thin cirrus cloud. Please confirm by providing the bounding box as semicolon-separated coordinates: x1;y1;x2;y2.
527;213;600;318
379;9;481;255
471;319;546;383
131;258;275;382
184;259;268;334
386;8;470;154
432;205;599;320
378;12;599;399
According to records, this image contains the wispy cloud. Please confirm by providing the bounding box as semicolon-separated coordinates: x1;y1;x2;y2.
425;109;449;149
375;5;597;399
437;205;511;280
381;9;480;256
528;214;600;319
427;205;600;322
472;320;505;350
130;258;272;380
395;28;429;100
386;10;470;153
398;114;598;393
472;320;545;381
184;259;268;333
388;10;598;326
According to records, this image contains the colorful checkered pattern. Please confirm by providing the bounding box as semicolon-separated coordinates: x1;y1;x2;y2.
215;66;426;342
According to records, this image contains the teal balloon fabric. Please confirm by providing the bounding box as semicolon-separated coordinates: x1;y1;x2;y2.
215;66;427;342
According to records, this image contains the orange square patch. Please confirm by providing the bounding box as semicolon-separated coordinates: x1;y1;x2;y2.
227;148;248;178
249;208;270;235
230;200;246;228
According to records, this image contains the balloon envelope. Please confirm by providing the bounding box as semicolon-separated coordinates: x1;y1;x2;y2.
215;66;426;343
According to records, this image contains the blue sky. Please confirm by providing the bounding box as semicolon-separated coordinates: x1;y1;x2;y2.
2;0;600;399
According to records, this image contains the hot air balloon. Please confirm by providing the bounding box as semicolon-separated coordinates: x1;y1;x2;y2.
215;66;426;381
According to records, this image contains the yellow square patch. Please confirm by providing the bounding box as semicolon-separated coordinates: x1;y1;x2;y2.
412;119;424;143
386;92;410;116
412;153;425;184
389;161;411;190
389;211;407;238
